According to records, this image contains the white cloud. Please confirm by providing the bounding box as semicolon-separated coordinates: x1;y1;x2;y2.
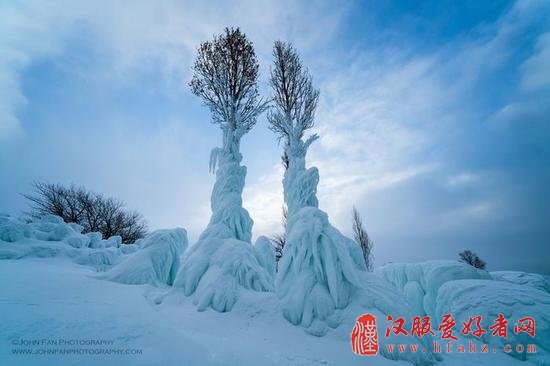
0;0;345;139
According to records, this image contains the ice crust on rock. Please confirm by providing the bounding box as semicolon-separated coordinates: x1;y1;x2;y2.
100;229;188;286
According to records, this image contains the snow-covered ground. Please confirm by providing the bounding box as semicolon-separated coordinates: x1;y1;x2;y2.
1;215;548;365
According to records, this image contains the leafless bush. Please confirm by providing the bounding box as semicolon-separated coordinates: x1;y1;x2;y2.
23;182;147;243
458;250;486;270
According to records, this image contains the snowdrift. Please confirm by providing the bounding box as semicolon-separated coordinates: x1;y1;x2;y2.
99;229;188;286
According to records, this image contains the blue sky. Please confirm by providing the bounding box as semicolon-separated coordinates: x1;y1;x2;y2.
1;0;549;273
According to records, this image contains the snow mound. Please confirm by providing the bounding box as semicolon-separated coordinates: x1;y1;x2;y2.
436;279;550;364
276;207;366;330
492;271;550;293
376;260;491;317
100;229;188;286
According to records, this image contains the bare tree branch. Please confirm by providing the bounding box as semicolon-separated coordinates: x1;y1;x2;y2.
458;250;486;270
352;207;374;271
189;27;268;156
268;41;319;150
23;182;147;243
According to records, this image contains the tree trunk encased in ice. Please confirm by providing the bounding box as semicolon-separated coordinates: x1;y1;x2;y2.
201;132;253;243
282;134;320;218
173;124;271;312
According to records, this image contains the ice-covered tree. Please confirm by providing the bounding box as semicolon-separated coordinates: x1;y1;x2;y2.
269;42;367;333
268;41;320;217
352;207;374;271
173;28;271;312
189;27;268;243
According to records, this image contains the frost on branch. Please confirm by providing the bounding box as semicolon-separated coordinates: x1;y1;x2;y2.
173;28;270;311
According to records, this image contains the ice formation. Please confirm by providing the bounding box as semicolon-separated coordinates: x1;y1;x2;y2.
351;273;442;365
266;44;379;332
173;148;272;312
100;229;188;286
436;279;550;364
274;136;376;334
3;211;547;365
0;214;129;270
491;271;550;293
276;207;365;327
376;261;491;317
253;235;276;283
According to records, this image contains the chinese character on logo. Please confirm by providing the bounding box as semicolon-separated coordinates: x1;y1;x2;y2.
514;317;535;338
438;314;459;340
351;313;379;356
410;316;435;338
386;315;408;337
461;316;486;338
489;313;508;338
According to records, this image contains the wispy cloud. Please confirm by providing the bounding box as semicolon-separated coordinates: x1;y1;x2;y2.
0;0;345;140
1;0;549;272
